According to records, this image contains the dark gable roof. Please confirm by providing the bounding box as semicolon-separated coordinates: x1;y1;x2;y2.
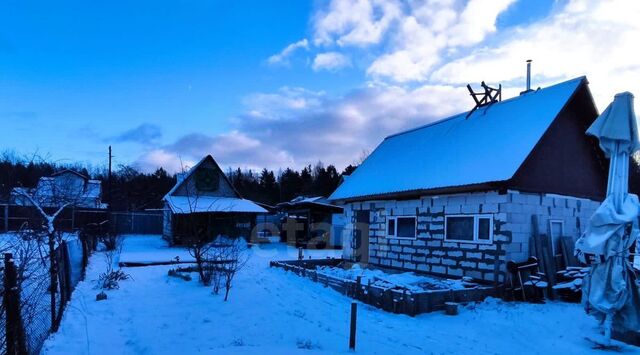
330;77;591;201
164;154;241;199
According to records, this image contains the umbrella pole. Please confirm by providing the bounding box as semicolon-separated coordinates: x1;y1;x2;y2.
604;313;613;345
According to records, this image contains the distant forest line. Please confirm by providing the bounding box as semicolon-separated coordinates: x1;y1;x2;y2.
3;151;640;212
0;151;358;211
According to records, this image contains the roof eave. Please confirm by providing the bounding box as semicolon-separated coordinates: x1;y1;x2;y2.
331;180;507;204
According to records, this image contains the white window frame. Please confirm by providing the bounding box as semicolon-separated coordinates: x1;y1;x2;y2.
444;214;494;244
549;219;565;254
386;216;417;240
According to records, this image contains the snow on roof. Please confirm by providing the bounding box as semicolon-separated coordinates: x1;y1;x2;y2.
165;196;268;214
330;77;587;201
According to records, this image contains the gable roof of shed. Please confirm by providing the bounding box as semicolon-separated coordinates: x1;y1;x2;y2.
163;155;267;214
164;155;241;199
330;76;589;201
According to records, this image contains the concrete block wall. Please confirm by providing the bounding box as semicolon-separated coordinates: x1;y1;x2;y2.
341;190;601;283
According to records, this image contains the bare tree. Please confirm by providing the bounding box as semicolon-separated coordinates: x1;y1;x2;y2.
172;159;236;285
214;236;249;301
14;170;85;330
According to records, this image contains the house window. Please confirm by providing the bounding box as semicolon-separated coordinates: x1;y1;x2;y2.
387;216;416;239
445;214;493;243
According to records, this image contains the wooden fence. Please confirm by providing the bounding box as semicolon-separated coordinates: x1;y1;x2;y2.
270;259;496;316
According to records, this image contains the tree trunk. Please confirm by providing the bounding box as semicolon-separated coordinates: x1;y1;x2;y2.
49;232;58;332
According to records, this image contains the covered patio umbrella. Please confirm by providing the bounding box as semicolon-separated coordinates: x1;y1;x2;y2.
576;92;640;345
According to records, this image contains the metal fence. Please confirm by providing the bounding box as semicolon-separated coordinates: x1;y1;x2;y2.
0;204;108;233
2;235;91;355
111;211;163;235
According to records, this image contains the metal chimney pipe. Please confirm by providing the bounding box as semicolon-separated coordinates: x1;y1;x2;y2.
526;59;532;91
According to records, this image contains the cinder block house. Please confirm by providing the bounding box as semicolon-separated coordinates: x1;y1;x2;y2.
163;155;267;244
330;77;607;284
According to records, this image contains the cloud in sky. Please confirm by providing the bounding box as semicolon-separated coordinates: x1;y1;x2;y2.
136;0;640;173
312;52;351;72
113;123;162;144
267;39;309;66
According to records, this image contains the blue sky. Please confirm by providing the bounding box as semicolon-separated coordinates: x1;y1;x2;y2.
1;0;638;172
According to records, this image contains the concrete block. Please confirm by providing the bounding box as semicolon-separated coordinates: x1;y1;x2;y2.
486;193;509;204
482;203;499;213
461;204;479;213
464;270;483;280
459;243;478;250
460;261;477;268
465;194;486;205
404;261;416;270
417;264;430;272
445;205;461;214
392;260;403;268
525;194;542;205
442;258;457;266
432;250;446;257
478;262;494;271
432;265;446;274
426;257;441;264
447;195;466;205
447;250;463;258
466;252;482;260
448;267;464;276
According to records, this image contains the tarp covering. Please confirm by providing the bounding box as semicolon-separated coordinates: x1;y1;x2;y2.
576;91;640;342
578;194;640;331
586;92;640;158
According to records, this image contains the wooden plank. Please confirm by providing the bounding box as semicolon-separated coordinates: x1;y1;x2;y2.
560;236;579;267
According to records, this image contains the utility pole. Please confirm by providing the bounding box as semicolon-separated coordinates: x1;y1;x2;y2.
108;146;112;210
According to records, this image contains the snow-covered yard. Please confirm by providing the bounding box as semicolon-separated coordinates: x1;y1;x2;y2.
41;235;637;354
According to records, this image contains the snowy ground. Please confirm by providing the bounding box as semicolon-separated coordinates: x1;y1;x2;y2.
41;235;638;354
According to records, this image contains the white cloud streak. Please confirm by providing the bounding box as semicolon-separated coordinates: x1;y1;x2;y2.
267;39;309;65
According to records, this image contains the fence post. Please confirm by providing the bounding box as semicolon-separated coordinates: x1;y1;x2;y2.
61;241;72;301
4;253;27;355
349;302;357;351
3;204;8;232
48;233;58;333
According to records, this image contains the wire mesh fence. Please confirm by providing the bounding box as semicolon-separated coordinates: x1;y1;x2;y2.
2;234;93;355
1;266;6;355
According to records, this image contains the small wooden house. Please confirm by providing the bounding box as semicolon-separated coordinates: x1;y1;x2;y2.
162;155;267;244
330;77;608;284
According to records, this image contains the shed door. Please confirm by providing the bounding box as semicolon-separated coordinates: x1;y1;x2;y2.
353;210;370;263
